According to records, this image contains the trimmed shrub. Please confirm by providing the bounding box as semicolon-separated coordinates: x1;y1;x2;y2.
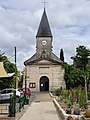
53;88;60;96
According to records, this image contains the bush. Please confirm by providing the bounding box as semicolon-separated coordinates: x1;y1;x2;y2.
67;100;72;108
69;93;74;105
83;102;88;109
63;89;68;99
53;88;60;96
84;109;90;118
78;89;86;107
63;99;68;103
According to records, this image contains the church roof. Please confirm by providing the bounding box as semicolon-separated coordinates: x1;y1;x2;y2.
24;52;63;65
36;8;52;38
24;9;63;66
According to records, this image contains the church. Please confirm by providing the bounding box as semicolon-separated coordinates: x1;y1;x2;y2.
24;8;65;92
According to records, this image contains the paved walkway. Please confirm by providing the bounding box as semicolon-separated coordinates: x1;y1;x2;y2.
18;92;61;120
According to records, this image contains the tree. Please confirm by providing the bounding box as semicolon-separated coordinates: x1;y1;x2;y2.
64;63;84;89
71;45;90;101
60;49;64;62
64;45;90;97
72;46;90;70
0;54;17;89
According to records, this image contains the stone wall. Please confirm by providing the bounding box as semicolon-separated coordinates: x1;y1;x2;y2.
0;117;15;120
0;104;9;114
0;104;15;120
25;63;65;92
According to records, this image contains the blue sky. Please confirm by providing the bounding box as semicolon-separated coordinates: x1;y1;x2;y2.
0;0;90;71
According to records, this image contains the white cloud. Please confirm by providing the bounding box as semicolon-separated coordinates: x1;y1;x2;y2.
0;0;90;70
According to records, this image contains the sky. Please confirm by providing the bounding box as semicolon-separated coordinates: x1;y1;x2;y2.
0;0;90;71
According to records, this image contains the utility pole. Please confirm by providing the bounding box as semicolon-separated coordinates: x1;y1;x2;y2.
12;47;17;117
14;46;16;116
15;47;16;65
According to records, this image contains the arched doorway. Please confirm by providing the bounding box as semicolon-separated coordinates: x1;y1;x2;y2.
40;76;49;91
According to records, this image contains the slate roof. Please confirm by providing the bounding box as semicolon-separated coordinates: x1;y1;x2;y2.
24;9;63;65
24;52;63;65
36;8;52;37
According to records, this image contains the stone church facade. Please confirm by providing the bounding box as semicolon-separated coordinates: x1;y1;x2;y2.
24;9;65;92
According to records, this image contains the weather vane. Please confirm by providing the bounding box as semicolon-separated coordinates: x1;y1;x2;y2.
42;0;48;8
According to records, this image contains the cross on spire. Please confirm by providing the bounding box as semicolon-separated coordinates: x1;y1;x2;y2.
42;0;48;8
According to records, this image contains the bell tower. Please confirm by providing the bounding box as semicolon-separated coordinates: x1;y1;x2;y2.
24;6;65;93
36;8;53;59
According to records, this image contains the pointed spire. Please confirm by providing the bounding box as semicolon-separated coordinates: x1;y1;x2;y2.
36;8;52;38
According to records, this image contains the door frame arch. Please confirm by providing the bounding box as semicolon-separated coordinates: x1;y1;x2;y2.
40;76;49;91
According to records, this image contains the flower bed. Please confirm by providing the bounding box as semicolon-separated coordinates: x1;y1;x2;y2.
51;87;90;120
53;98;83;120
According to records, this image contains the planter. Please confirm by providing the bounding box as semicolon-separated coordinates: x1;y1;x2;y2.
73;109;80;115
53;99;83;120
66;108;72;114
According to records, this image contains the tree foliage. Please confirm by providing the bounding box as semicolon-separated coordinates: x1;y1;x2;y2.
60;49;64;62
0;54;17;89
64;45;90;89
72;46;90;70
0;54;16;73
64;63;84;89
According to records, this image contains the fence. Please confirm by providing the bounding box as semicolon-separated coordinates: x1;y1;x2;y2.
0;95;30;117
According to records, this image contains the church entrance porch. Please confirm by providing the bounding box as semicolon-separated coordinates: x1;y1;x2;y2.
40;76;49;91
